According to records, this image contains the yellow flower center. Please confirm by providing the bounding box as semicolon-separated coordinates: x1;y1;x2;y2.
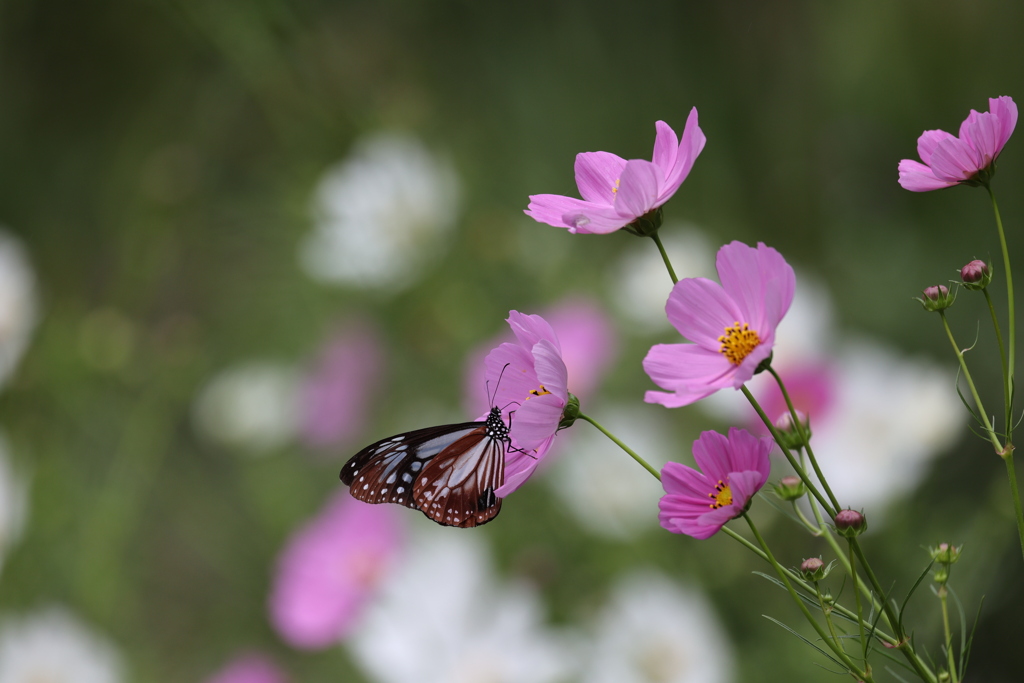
708;479;732;509
527;385;551;399
718;321;761;366
611;178;621;195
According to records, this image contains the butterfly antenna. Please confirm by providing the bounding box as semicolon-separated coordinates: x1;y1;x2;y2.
486;362;513;407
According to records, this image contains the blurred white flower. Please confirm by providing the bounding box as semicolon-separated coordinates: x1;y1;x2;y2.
0;433;28;577
582;570;735;683
703;280;963;514
299;132;461;291
611;225;714;333
0;606;124;683
192;362;299;454
348;531;578;683
550;404;670;540
0;230;38;390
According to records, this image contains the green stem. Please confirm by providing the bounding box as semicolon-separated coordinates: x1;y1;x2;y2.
1003;455;1024;564
766;366;842;512
938;312;1004;453
741;385;836;517
743;515;871;681
939;585;958;683
982;287;1011;433
578;413;661;480
987;186;1014;420
849;540;868;661
720;527;900;646
650;232;678;284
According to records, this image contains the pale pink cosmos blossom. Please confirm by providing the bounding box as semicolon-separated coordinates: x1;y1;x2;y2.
644;241;795;408
463;297;616;416
525;110;706;234
205;652;290;683
898;96;1017;191
659;428;772;539
297;323;383;449
268;493;401;650
483;311;569;496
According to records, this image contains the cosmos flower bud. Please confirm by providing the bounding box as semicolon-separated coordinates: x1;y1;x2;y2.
799;557;828;581
960;260;992;291
833;509;867;538
918;285;954;312
930;542;962;565
773;411;810;450
774;475;806;502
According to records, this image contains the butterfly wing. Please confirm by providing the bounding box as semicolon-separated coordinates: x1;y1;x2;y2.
413;428;505;528
340;421;483;511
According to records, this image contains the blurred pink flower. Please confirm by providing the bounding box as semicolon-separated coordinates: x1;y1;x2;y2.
268;493;402;650
463;297;616;416
644;241;795;408
659;428;772;539
484;312;569;496
525;110;706;234
205;652;289;683
297;323;383;449
898;96;1017;191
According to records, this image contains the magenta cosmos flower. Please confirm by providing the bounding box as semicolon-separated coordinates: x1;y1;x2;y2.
483;311;570;496
268;493;402;649
659;428;773;539
525;109;706;234
644;241;795;407
898;96;1017;191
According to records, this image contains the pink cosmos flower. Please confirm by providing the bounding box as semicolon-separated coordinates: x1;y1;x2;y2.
643;241;795;407
898;96;1017;191
659;428;772;539
268;493;402;650
483;311;569;496
205;652;290;683
297;322;383;449
525;109;706;234
463;297;616;416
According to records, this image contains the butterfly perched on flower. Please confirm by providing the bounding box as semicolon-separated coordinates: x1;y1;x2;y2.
340;405;511;528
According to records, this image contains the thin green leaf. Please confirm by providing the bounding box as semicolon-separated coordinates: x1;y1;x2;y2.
761;615;846;669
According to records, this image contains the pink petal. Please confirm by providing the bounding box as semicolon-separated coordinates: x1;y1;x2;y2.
614;159;663;219
532;339;568;399
484;342;540;410
526;195;629;233
961;111;1002;166
496;435;553;496
657;107;706;202
662;460;714;500
898;159;955;192
989;96;1018;151
674;508;733;539
690;430;733;482
929;138;983;181
725;427;773;479
575;151;628;204
651;120;680;175
507;311;561;353
916;129;957;165
716;242;795;334
643;346;737;408
511;392;562;451
726;468;769;507
665;277;745;349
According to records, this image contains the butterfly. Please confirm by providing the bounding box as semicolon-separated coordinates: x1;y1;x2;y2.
340;405;512;528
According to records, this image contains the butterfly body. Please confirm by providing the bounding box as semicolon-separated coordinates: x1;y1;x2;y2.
340;406;510;527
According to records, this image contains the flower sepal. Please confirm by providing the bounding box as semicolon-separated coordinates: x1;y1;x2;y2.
799;557;834;582
620;207;664;237
558;393;580;430
916;285;955;312
773;475;807;502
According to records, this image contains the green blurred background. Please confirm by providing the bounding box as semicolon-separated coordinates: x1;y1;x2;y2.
1;0;1023;680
